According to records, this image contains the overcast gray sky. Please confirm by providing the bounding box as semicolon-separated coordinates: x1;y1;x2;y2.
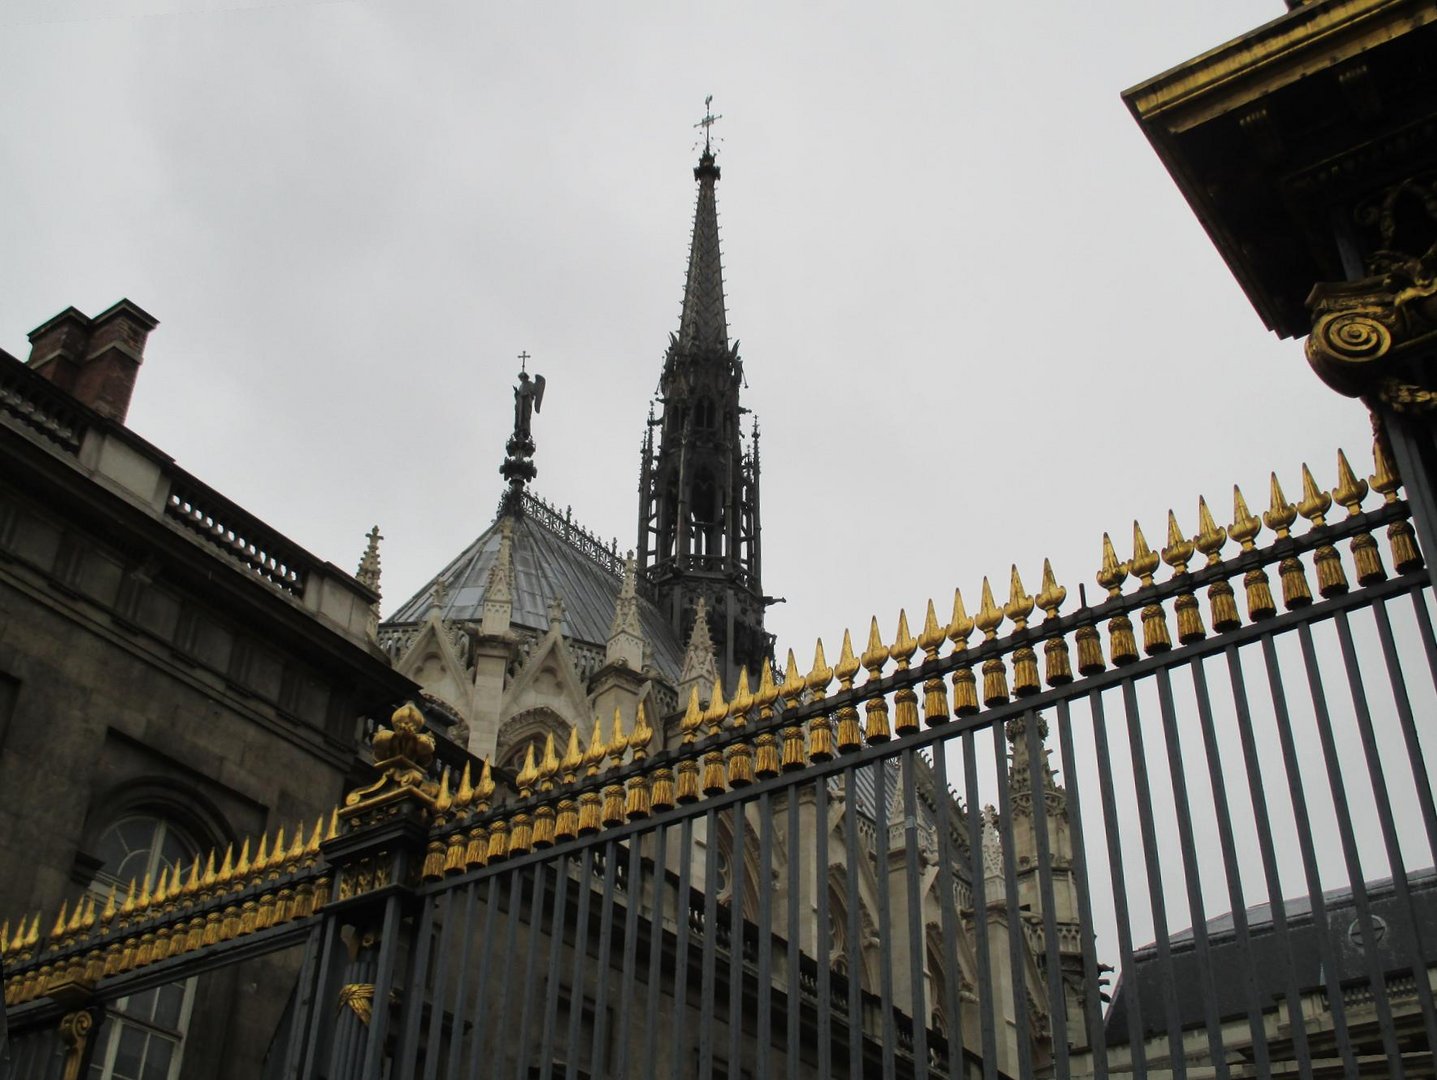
1;0;1378;673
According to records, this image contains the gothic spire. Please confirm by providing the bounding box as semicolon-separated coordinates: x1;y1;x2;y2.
675;101;729;356
356;525;382;594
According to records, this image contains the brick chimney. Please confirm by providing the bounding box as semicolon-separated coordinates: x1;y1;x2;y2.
27;299;159;424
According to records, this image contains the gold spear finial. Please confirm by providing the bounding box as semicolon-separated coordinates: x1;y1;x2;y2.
1194;496;1227;564
729;667;754;725
975;577;1004;638
629;702;653;760
1161;511;1194;575
561;725;584;777
704;675;728;733
1230;484;1262;550
475;758;496;807
680;685;703;743
1333;450;1368;516
583;714;607;776
1264;472;1297;539
608;707;628;767
755;658;779;711
541;731;562;779
1371;432;1401;502
781;648;805;701
917;600;945;659
455;761;475;808
50;899;70;939
1097;534;1128;598
890;609;918;667
861;616;889;673
1036;560;1067;618
1005;566;1034;630
1300;461;1335;526
516;743;540;796
1131;522;1159;587
947;587;974;647
435;768;454;814
834;629;860;684
807;638;833;693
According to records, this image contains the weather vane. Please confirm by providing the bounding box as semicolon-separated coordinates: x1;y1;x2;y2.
695;94;722;153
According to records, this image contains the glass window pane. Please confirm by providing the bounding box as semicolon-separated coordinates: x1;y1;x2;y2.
142;1036;174;1080
152;984;184;1031
113;1025;147;1080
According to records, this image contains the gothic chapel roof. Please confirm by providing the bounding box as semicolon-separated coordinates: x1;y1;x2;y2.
384;492;687;683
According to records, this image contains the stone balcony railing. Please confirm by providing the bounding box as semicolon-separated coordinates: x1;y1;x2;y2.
0;350;379;648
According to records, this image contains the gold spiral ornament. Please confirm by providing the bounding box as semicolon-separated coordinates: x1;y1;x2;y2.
1315;310;1391;363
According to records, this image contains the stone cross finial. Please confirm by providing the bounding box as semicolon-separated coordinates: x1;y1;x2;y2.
356;525;383;593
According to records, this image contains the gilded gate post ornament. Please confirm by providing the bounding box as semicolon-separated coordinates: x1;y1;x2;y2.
1305;179;1437;408
342;703;438;821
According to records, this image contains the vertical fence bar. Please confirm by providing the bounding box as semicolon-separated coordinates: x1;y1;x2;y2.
642;825;668;1080
1241;638;1359;1075
588;842;619;1080
872;758;898;1080
565;847;594;1080
298;912;343;1080
515;861;550;1079
359;893;404;1080
416;892;455;1080
1089;687;1149;1076
614;836;644;1079
445;881;482;1080
756;790;774;1080
728;802;747;1079
1055;697;1109;1080
901;749;929;1079
785;788;801;1080
278;922;325;1078
670;816;695;1080
1284;626;1406;1073
538;856;573;1080
1153;664;1228;1078
699;807;719;1080
992;722;1034;1080
1375;597;1437;865
1187;656;1284;1079
930;742;966;1079
1021;711;1070;1080
842;765;864;1078
815;775;832;1080
1118;676;1186;1079
963;730;999;1080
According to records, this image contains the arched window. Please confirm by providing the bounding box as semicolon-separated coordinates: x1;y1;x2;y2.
88;813;200;1080
694;397;716;430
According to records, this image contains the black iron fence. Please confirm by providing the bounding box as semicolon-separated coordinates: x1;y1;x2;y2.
4;437;1436;1079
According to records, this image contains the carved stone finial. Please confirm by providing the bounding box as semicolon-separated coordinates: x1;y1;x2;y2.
547;596;565;632
605;555;645;668
356;526;382;593
678;597;720;706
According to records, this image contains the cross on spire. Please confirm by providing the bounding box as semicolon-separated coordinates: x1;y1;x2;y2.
695;94;722;153
517;350;531;373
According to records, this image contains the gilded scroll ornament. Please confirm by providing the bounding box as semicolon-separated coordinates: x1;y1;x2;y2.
342;703;438;820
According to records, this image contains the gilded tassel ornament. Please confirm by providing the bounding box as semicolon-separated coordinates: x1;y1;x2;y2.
1266;471;1312;609
1298;458;1347;598
1162;510;1204;643
947;589;979;716
485;818;510;863
774;651;805;775
1340;437;1388;585
806;639;835;763
507;748;537;857
533;733;561;846
1370;434;1424;572
554;728;583;841
975;578;1010;704
701;675;729;795
601;710;628;827
578;716;606;835
752;660;781;779
890;610;921;734
1131;522;1171;654
834;630;863;752
1005;567;1040;696
726;668;756;788
1097;534;1137;665
1194;496;1240;632
917;600;951;724
860;617;892;743
1035;560;1071;685
423;773;453;877
1231;484;1277;620
676;686;704;803
625;703;653;819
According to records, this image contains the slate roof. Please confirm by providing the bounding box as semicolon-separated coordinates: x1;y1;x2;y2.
383;493;686;684
1105;867;1437;1043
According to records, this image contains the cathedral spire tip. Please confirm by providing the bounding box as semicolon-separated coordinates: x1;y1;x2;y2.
499;356;545;515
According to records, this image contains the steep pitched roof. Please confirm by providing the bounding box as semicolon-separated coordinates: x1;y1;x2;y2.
384;492;685;683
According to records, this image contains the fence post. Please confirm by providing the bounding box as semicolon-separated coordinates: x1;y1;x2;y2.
313;703;438;1080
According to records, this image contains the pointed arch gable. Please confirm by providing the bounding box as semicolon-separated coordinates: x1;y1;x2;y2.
394;613;473;720
500;627;590;732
